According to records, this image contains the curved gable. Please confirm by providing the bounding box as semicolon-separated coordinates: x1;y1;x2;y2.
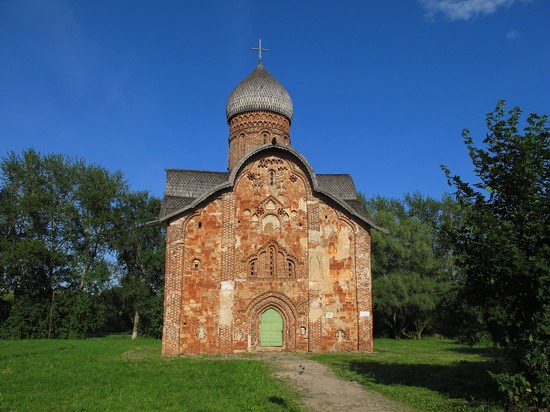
157;144;386;232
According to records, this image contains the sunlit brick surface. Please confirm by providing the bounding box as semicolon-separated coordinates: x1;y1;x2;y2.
161;147;373;355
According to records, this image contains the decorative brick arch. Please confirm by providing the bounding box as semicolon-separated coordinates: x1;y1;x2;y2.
246;292;297;350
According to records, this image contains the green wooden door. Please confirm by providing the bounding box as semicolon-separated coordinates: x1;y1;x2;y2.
260;308;283;347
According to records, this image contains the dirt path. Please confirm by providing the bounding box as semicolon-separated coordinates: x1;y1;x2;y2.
255;353;413;412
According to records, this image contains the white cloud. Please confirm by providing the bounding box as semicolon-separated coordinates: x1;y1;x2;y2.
506;29;520;39
421;0;523;21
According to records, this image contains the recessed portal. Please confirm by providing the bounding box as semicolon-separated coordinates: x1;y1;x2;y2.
260;308;283;347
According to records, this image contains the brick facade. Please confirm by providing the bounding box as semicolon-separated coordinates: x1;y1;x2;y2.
161;146;374;355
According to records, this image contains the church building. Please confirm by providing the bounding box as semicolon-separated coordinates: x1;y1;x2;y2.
157;50;383;355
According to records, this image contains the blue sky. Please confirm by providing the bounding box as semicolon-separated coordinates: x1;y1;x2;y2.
1;0;549;200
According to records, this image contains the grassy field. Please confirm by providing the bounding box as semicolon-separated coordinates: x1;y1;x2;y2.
0;338;300;411
310;338;504;412
1;337;506;411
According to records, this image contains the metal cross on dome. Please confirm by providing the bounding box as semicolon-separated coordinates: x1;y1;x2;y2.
251;39;269;63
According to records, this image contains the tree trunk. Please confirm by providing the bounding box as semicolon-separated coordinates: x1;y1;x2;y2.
393;312;401;339
131;310;139;340
79;265;87;290
415;323;426;339
47;289;56;339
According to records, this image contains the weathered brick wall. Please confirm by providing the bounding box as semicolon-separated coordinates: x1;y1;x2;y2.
162;150;373;354
231;153;310;352
355;225;373;351
228;111;291;171
162;222;184;356
308;201;368;352
178;199;223;354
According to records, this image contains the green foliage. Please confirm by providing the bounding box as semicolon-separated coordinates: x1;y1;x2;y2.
137;293;164;338
374;272;442;339
0;338;301;411
365;193;460;339
0;149;125;296
443;101;550;409
0;149;165;339
112;191;165;338
490;371;544;409
368;195;438;279
0;296;49;339
50;290;105;339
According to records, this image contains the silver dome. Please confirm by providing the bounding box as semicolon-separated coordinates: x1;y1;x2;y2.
226;63;293;121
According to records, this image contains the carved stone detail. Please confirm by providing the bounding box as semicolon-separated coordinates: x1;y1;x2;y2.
233;329;244;341
229;111;290;131
196;325;207;340
243;240;301;280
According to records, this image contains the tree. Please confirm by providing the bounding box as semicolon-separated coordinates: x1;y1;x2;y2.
407;274;441;339
367;195;439;280
374;271;440;339
442;101;550;408
373;272;409;339
112;191;165;339
365;194;456;338
69;164;126;292
0;149;126;338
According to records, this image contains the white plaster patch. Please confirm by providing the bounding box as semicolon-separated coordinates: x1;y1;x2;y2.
219;281;235;326
262;214;280;234
309;230;320;241
335;227;351;260
220;281;234;291
320;255;330;280
309;256;321;281
309;308;323;322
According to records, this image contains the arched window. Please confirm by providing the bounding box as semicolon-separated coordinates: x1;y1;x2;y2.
269;169;275;186
246;243;298;280
287;260;295;277
268;246;276;277
239;133;245;154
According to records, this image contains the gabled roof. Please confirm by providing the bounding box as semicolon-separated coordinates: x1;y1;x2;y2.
316;174;358;201
156;145;386;232
164;170;228;198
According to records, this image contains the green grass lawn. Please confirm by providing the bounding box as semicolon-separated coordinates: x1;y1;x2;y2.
310;338;505;412
0;337;507;411
0;338;300;411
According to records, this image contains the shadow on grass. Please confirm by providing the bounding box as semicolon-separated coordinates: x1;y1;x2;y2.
268;396;287;406
445;346;497;357
347;359;503;404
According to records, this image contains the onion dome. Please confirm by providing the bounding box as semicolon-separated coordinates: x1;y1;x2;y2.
226;63;293;122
